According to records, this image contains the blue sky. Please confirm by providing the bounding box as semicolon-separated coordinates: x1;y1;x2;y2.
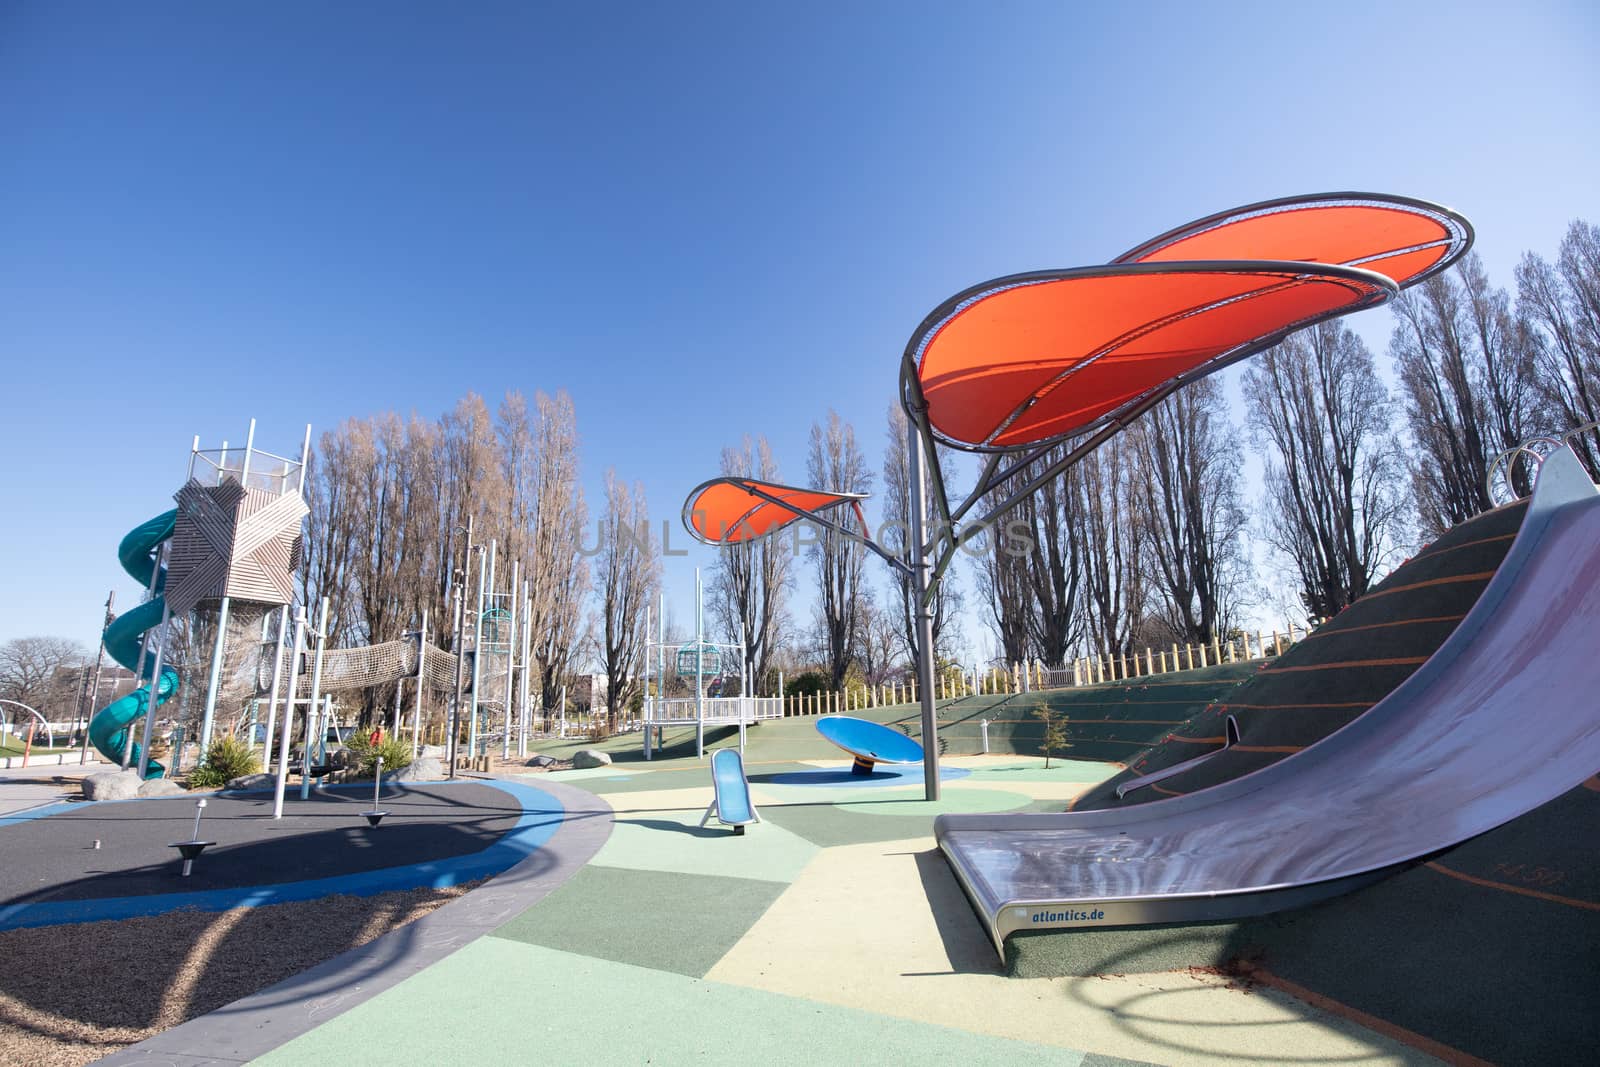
2;2;1596;664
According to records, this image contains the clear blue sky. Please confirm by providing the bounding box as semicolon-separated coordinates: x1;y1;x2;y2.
2;1;1596;663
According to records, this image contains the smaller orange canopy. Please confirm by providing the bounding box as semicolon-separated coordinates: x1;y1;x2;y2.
683;477;866;545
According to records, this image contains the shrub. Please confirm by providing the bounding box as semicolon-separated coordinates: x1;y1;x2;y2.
186;734;262;789
345;729;414;778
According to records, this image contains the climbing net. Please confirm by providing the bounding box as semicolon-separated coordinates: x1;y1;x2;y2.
256;636;461;697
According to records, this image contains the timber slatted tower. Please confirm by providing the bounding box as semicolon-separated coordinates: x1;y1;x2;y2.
175;421;311;753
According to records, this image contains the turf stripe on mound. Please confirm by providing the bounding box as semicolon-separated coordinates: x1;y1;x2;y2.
1074;500;1529;809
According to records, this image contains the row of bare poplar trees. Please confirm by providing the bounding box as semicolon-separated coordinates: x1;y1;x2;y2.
977;222;1600;667
297;391;660;727
704;221;1599;687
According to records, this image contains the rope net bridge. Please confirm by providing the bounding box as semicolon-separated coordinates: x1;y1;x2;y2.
255;636;461;697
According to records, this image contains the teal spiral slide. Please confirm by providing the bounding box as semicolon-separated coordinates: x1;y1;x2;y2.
89;510;180;778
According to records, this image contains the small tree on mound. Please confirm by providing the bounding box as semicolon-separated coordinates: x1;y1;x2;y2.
1035;706;1071;769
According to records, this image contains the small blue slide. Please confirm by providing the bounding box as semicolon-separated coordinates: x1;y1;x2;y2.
700;748;760;835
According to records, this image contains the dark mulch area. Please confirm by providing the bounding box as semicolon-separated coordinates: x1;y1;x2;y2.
0;782;521;906
1074;500;1529;809
0;880;480;1067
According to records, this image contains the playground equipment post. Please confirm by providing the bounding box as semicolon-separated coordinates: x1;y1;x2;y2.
136;544;173;779
199;427;248;757
300;596;330;801
261;606;289;765
272;607;308;819
80;590;114;765
907;419;941;801
447;515;474;779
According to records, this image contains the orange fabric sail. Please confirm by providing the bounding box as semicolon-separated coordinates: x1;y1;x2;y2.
907;193;1471;452
683;477;865;545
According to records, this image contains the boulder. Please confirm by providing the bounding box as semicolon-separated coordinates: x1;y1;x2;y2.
225;772;277;792
526;754;559;769
420;745;447;759
82;770;143;801
390;756;443;782
137;777;187;798
571;749;612;769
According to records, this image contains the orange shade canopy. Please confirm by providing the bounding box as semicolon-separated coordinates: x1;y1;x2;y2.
1115;193;1471;284
683;477;866;545
906;193;1471;452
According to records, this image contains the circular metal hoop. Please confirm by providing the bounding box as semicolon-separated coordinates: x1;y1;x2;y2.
1486;422;1599;505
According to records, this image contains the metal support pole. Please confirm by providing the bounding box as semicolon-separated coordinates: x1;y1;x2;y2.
198;596;231;755
518;585;531;757
300;597;330;801
81;590;114;765
411;609;427;759
273;609;308;819
908;420;941;801
695;567;704;759
262;605;290;767
448;584;465;778
503;557;518;761
469;544;488;760
643;600;653;761
136;598;171;779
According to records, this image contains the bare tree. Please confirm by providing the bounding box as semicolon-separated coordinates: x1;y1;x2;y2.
882;406;963;663
807;411;871;689
594;473;658;730
976;503;1032;666
1072;437;1146;658
0;636;87;710
709;436;792;691
854;594;903;687
1517;219;1600;475
1020;449;1083;667
1129;378;1250;644
1243;320;1409;620
1392;255;1542;536
524;391;589;713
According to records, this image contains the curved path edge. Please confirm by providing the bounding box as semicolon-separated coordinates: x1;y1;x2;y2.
95;776;614;1066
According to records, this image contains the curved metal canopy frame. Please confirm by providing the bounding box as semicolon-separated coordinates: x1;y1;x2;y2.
682;191;1474;802
680;476;900;568
897;192;1473;587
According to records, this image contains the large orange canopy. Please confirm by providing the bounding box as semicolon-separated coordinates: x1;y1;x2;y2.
683;477;866;545
906;193;1471;452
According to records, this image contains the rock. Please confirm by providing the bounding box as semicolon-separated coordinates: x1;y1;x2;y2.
137;777;187;797
571;749;612;769
420;745;447;759
82;770;143;801
225;772;277;792
526;754;559;769
390;756;442;782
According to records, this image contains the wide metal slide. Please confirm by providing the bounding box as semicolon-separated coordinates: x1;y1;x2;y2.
936;447;1600;959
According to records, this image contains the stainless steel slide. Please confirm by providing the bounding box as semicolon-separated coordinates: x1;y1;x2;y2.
936;446;1600;959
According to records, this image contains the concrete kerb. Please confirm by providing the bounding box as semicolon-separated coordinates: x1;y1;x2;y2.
94;776;614;1066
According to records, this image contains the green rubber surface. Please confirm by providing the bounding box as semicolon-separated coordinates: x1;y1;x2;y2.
1075;500;1529;809
252;937;1102;1066
492;865;787;978
597;808;818;883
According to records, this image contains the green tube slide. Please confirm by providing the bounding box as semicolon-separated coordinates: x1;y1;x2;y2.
89;510;180;778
